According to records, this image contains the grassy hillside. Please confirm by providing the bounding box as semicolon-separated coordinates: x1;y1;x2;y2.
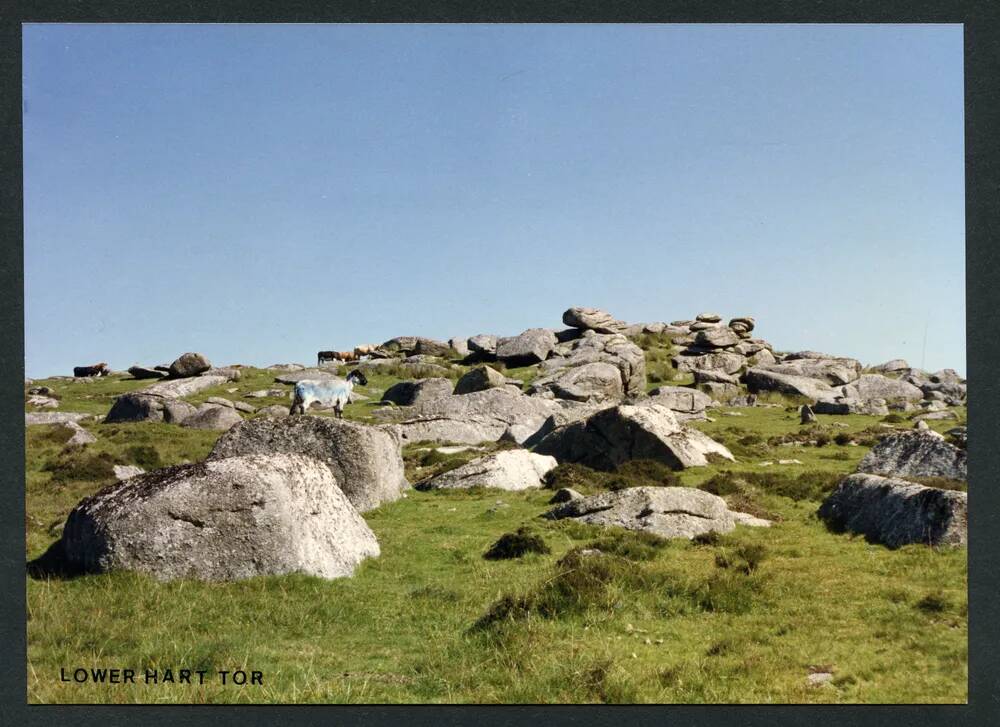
24;368;967;704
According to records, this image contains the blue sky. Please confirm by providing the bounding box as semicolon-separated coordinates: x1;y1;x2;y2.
23;24;965;377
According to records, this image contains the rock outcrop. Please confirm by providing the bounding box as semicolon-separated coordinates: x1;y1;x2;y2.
454;365;509;395
533;331;646;400
817;473;966;548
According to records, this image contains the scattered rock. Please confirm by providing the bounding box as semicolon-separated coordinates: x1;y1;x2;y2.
817;473;967;548
27;395;59;408
449;337;470;358
695;312;722;323
912;410;959;422
416;450;558;491
529;361;624;403
209;415;409;513
63;421;97;447
43;454;379;580
813;397;889;416
266;363;305;372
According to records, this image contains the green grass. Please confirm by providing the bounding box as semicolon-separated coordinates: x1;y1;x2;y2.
23;371;967;703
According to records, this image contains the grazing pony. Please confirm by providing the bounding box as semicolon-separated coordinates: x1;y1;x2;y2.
290;369;368;417
73;362;110;377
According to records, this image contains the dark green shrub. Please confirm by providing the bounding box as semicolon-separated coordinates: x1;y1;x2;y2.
584;529;669;561
915;591;950;614
814;433;830;447
483;528;551;560
544;462;605;491
690;571;763;614
42;450;117;485
882;413;905;424
834;432;852;446
715;544;769;574
613;459;681;487
126;444;162;469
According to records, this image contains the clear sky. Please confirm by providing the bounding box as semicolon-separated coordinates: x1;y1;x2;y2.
23;23;965;378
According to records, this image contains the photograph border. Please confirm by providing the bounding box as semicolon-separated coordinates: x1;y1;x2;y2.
2;1;997;724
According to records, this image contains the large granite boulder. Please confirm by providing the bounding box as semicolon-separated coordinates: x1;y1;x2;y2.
871;359;910;373
643;386;712;421
673;351;746;375
104;394;169;424
454;365;509;395
449;337;470;358
273;368;341;385
467;334;499;357
180;403;243;431
142;375;227;398
167;352;212;378
534;331;646;399
543;486;765;540
847;374;923;401
496;328;558;366
381;378;454;406
43;454;379;580
756;358;862;386
817;473;967;548
744;368;836;400
528;361;624;403
532;403;734;471
416;450;558;491
128;366;166;380
857;429;967;481
209;415;408;513
390;387;562;445
562;306;627;334
694;327;741;349
813;397;889;416
414;338;453;357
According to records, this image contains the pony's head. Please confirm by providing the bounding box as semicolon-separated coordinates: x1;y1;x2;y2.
346;368;368;387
